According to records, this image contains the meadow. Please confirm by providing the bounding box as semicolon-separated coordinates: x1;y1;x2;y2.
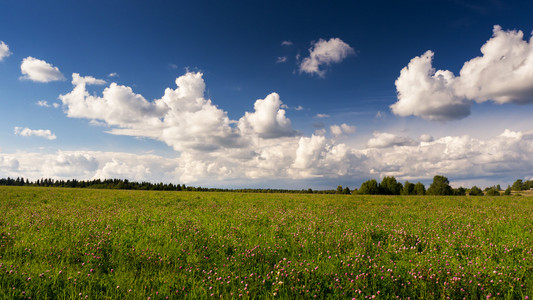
0;186;532;299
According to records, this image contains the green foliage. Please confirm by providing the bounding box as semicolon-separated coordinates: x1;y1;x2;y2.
427;175;453;195
343;187;351;194
401;181;415;195
1;186;533;299
336;185;343;194
485;187;500;196
358;179;379;194
511;179;533;191
453;187;466;196
378;176;402;195
0;177;334;194
414;182;426;195
469;186;484;196
504;185;512;195
512;179;524;191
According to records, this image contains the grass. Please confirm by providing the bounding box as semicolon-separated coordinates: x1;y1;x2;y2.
1;186;532;299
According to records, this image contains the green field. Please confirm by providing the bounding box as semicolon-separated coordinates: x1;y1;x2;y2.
1;186;532;299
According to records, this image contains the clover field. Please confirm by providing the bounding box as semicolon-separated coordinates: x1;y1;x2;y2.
1;186;532;299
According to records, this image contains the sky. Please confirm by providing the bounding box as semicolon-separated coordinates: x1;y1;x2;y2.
1;0;533;189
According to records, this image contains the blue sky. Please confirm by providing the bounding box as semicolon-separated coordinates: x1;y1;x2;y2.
1;0;533;189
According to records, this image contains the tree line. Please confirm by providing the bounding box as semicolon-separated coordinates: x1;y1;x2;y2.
0;177;337;194
0;176;528;196
339;175;521;196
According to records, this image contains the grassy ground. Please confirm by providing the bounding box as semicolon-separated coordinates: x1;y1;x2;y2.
0;186;532;299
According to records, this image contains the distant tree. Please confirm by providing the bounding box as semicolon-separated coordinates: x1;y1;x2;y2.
524;180;533;190
402;181;415;195
343;187;351;194
512;179;524;191
486;187;500;196
379;176;402;195
427;175;453;195
414;182;426;195
453;187;466;196
504;185;512;195
336;185;343;194
469;186;483;196
358;179;379;195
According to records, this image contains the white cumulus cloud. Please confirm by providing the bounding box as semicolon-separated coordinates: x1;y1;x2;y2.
51;68;533;187
60;72;298;154
1;128;533;187
14;127;57;140
299;38;354;77
419;134;434;142
20;57;65;82
367;132;416;148
330;123;356;137
391;50;470;121
0;41;11;61
391;26;533;121
455;25;533;104
238;92;297;139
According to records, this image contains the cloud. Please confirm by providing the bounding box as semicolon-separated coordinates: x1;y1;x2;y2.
14;127;57;140
2;128;533;188
72;73;106;85
419;134;434;142
281;40;293;46
36;100;60;108
0;41;11;61
341;123;356;134
391;26;533;121
93;159;151;181
60;73;164;127
108;72;119;77
330;123;356;137
291;134;327;170
330;125;343;137
60;72;298;154
276;56;288;63
367;132;416;148
37;100;50;107
362;129;533;183
455;25;533;104
391;50;470;121
281;104;304;111
20;57;65;82
238;93;297;139
0;150;176;182
299;38;355;77
43;152;99;177
315;113;330;118
53;69;533;187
